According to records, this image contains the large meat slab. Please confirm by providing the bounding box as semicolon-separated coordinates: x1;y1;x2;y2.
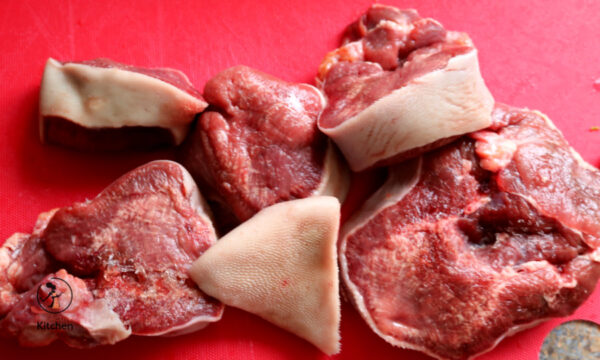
340;105;600;360
0;161;223;347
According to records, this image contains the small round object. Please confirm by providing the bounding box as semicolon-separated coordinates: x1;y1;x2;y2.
539;320;600;360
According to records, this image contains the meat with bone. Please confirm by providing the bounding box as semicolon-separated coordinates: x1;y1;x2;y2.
317;5;494;171
40;58;208;151
0;160;223;347
339;104;600;360
178;65;349;227
190;196;341;355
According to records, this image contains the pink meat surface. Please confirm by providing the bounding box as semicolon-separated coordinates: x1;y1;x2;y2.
0;210;58;317
318;7;451;128
317;5;493;171
178;65;346;228
340;104;600;360
0;160;223;347
1;270;129;347
319;40;471;130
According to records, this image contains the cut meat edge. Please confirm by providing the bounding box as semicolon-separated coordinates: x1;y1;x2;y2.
533;110;598;172
144;312;218;337
1;160;223;345
139;159;223;332
319;50;493;171
487;107;599;248
77;58;203;99
89;160;222;336
339;157;422;242
39;58;208;144
339;161;561;359
339;158;423;352
339;130;600;359
135;161;222;337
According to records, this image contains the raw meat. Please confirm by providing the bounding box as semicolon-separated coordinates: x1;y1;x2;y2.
0;160;223;347
0;210;57;318
178;65;349;228
190;196;341;355
317;5;494;171
1;269;131;347
339;104;600;360
39;58;208;151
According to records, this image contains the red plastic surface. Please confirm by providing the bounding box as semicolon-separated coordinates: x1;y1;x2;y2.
1;1;599;359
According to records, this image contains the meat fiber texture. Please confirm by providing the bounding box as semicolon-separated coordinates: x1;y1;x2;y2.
0;160;223;347
317;5;494;171
178;65;349;230
190;196;341;355
339;104;600;360
39;58;208;151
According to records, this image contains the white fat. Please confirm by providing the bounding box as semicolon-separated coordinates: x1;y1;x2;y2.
39;58;207;144
78;299;132;344
591;248;600;263
320;50;494;171
472;131;517;172
143;313;220;337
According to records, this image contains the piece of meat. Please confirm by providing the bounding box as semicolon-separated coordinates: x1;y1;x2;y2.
0;210;58;318
317;5;494;171
1;270;131;347
190;196;341;355
339;104;600;360
39;58;208;151
178;65;349;229
0;160;223;347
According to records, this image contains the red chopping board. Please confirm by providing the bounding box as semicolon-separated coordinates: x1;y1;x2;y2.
1;1;599;359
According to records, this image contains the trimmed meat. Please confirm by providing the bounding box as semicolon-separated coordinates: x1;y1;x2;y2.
190;196;341;355
317;5;494;171
39;58;207;151
178;65;349;229
339;104;600;360
0;160;223;347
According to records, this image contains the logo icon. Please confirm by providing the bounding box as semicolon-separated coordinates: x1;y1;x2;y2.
36;277;73;314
